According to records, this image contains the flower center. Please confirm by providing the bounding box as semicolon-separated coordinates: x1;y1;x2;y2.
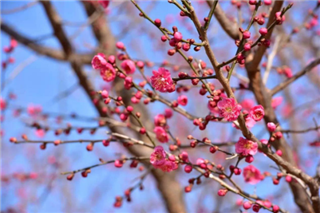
255;112;262;118
105;70;113;78
225;107;232;113
154;76;168;88
245;171;255;180
155;153;163;161
244;142;252;149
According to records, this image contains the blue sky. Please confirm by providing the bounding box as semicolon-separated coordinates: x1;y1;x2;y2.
1;1;320;212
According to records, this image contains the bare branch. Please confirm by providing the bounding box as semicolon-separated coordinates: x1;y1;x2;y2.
0;21;93;63
271;58;320;95
206;1;239;40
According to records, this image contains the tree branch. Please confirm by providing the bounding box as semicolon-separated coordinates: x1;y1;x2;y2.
206;1;239;40
271;58;320;95
0;21;93;64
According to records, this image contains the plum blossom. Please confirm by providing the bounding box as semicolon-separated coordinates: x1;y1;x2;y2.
245;116;256;129
271;96;283;109
243;165;262;184
92;53;116;82
150;146;166;167
158;160;178;172
267;122;277;132
35;129;45;138
0;98;6;110
150;146;178;172
217;98;242;121
275;11;285;25
91;53;107;70
177;95;188;106
249;105;265;121
241;99;254;110
235;137;258;156
121;60;136;74
27;104;42;116
232;116;256;130
164;108;173;118
283;66;293;78
124;76;133;90
150;68;175;93
100;63;116;82
153;126;169;143
98;0;110;8
154;114;166;126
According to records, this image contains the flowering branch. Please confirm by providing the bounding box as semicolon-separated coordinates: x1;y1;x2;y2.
271;58;320;95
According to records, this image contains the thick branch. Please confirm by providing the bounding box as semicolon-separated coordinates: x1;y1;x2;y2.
41;1;73;55
81;2;187;212
0;21;93;63
184;1;318;212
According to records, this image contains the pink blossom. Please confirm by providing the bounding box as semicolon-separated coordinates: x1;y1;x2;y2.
35;129;45;138
154;114;166;126
158;160;178;172
267;122;276;132
310;18;318;27
271;96;283;109
100;63;116;82
232;116;256;130
154;126;169;143
260;139;268;145
245;116;256;129
283;67;293;78
264;0;272;5
217;189;228;196
124;76;133;89
101;90;109;98
29;172;38;179
91;53;107;70
164;108;173;118
207;101;219;115
48;156;56;164
98;0;110;8
281;103;292;117
173;32;183;41
10;38;18;48
259;27;268;36
121;60;136;74
116;42;125;50
150;67;175;93
275;12;285;25
243;165;262;184
235;137;258;156
27;104;42;116
150;146;166;167
243;31;251;39
177;95;188;106
249;105;265;121
217;98;242;121
0;98;6;110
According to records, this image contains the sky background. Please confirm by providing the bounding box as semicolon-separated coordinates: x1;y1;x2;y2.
1;1;320;212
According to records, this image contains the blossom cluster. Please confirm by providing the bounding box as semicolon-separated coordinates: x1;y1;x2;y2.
150;146;178;172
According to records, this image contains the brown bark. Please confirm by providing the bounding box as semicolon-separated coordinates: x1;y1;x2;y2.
245;2;318;213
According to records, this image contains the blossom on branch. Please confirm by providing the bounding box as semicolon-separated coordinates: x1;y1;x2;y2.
217;98;242;121
150;67;175;93
92;53;116;82
153;126;169;143
243;165;262;184
235;137;258;156
249;105;265;121
150;146;178;172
